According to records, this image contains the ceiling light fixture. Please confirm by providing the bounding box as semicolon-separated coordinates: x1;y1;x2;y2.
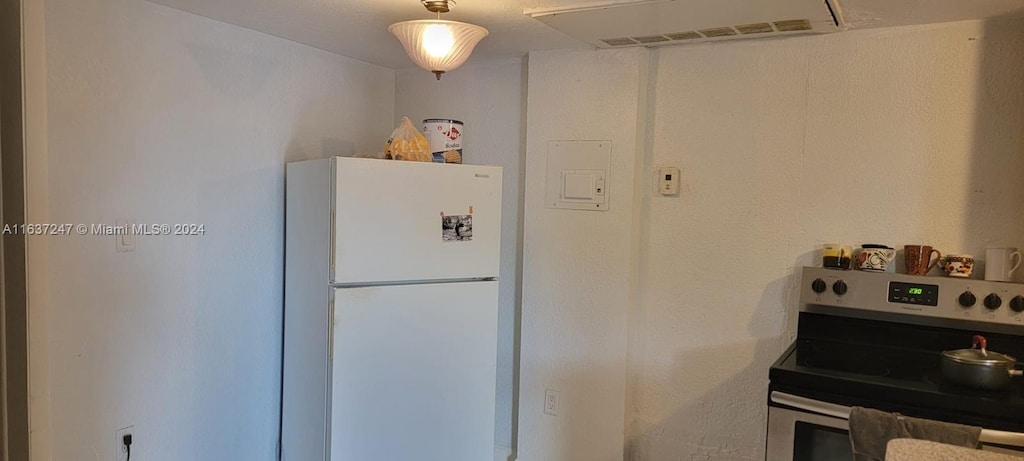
389;0;489;80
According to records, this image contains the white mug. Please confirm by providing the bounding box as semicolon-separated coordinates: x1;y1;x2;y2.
985;247;1021;282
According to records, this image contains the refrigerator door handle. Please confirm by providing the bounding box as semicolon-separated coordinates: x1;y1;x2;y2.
328;300;335;360
329;208;336;278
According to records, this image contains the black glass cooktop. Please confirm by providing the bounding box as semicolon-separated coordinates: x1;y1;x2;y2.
769;312;1024;432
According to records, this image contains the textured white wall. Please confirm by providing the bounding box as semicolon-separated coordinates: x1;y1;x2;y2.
42;0;394;460
634;20;1024;460
394;57;527;459
521;18;1024;461
519;48;647;461
632;35;809;461
23;0;52;459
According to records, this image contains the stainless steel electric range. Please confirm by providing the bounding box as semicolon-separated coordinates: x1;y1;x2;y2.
766;267;1024;460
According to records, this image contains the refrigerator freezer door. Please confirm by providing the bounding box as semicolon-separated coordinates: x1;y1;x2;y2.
332;157;501;284
330;282;498;461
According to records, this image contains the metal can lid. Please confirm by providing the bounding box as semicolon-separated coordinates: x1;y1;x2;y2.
423;119;463;125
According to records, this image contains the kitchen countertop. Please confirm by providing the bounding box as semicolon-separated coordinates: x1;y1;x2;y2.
886;439;1024;460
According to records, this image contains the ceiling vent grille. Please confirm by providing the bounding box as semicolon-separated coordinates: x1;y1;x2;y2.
698;27;738;38
526;0;841;49
664;31;703;41
596;17;824;47
774;19;813;31
600;37;640;46
633;35;670;44
735;23;774;34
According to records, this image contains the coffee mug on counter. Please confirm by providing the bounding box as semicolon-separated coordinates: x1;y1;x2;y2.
943;254;975;278
985;247;1021;282
905;245;941;276
857;244;895;272
823;244;853;270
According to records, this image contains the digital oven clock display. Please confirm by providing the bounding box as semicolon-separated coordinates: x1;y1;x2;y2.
888;282;939;306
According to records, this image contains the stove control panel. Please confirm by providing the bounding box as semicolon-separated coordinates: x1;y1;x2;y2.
800;267;1024;327
888;281;938;306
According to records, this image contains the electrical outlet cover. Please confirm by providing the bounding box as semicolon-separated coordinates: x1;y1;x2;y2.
115;426;134;461
115;219;136;252
544;389;560;416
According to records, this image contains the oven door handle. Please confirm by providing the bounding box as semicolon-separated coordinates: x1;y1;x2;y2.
770;391;1024;448
771;391;849;419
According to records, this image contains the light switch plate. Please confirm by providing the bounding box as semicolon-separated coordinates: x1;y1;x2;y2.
545;141;611;211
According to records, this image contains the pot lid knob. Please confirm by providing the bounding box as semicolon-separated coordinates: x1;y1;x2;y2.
973;335;988;354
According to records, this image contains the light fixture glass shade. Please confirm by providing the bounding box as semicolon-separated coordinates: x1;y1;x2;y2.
388;19;489;79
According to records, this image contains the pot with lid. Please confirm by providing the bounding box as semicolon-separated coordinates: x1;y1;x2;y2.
941;335;1024;390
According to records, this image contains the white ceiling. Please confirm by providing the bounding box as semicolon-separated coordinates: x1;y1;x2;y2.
146;0;1024;69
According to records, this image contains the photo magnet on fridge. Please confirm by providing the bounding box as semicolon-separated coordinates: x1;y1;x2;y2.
441;214;473;242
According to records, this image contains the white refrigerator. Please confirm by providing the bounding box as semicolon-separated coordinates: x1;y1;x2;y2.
282;156;501;461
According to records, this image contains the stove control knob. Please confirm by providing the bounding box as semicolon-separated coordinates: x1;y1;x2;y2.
958;291;976;308
811;278;827;294
984;293;1002;310
832;280;848;296
1010;296;1024;313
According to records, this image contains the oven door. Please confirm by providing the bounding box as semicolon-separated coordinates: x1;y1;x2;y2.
767;399;851;461
767;391;1024;460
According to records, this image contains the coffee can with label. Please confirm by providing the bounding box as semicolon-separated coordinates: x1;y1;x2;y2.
422;119;463;163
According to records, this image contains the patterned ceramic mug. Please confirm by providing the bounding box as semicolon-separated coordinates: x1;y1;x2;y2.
823;244;853;270
905;245;942;276
857;244;895;272
943;254;975;278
